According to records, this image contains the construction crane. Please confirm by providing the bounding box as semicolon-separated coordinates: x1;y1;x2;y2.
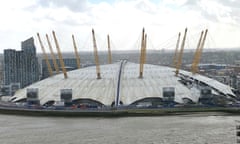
173;32;181;68
192;29;208;74
37;33;53;76
46;34;60;74
52;31;68;79
139;28;145;79
92;29;101;79
175;28;188;76
191;30;204;74
72;34;81;69
107;34;112;64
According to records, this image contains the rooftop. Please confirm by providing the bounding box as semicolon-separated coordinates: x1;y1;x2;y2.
11;61;235;106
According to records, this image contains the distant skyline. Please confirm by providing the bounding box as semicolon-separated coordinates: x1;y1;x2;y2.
0;0;240;53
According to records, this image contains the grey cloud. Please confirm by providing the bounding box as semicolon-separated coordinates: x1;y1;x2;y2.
184;0;199;6
27;0;95;27
216;0;240;8
134;0;156;14
182;0;237;23
229;8;240;24
216;0;240;23
176;0;218;22
37;0;89;12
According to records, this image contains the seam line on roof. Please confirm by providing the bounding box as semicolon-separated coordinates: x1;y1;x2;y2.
115;60;126;107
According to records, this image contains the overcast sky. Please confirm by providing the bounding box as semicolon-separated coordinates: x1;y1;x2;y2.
0;0;240;53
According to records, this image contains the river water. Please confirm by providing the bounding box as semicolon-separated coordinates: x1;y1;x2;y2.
0;113;239;144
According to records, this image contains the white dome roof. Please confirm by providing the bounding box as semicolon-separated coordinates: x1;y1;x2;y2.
12;61;235;106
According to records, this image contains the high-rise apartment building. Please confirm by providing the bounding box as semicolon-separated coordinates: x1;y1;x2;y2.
4;37;39;91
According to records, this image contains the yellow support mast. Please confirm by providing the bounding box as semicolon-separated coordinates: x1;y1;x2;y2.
46;34;60;74
107;34;112;64
173;32;181;68
139;28;145;78
52;31;68;79
193;29;208;74
92;29;101;79
143;34;147;64
72;34;81;69
191;30;204;74
37;33;53;76
175;28;188;76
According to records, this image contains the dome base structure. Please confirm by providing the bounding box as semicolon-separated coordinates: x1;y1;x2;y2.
11;60;237;108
